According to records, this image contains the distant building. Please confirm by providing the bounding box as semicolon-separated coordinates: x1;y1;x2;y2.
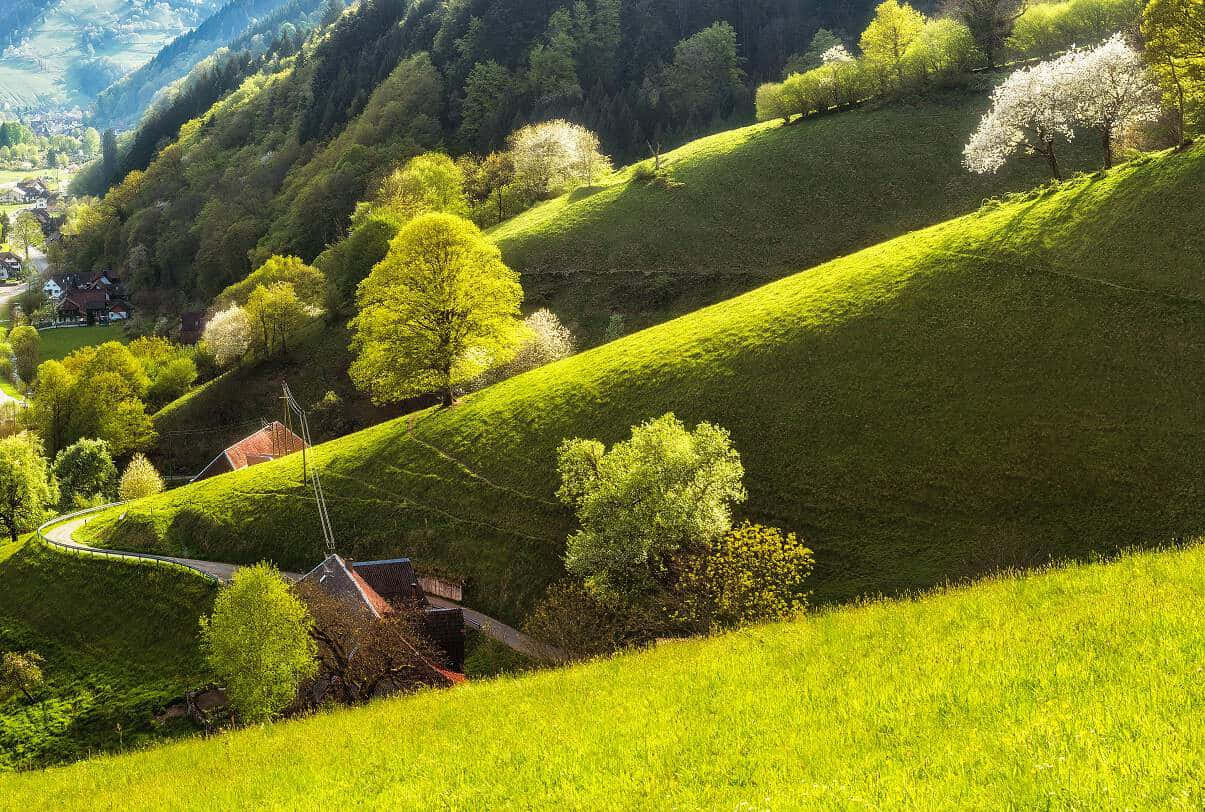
179;311;207;344
190;421;307;483
0;252;20;280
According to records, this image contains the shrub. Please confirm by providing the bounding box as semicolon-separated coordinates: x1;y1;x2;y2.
118;454;165;502
674;523;815;633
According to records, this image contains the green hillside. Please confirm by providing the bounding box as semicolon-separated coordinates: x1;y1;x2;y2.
78;143;1205;627
4;541;1204;807
496;82;1096;339
0;540;214;770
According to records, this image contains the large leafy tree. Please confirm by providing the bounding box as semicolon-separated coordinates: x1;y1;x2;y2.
662;22;747;122
1142;0;1205;141
861;0;928;84
52;438;117;510
350;213;524;407
8;212;43;263
369;153;469;225
556;413;747;605
200;564;317;723
0;434;57;543
946;0;1028;67
9;326;39;385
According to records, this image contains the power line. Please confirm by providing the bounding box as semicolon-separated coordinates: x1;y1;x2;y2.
281;381;335;555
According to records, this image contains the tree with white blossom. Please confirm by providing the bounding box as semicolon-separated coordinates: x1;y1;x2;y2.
202;306;252;367
964;50;1081;179
1068;34;1163;168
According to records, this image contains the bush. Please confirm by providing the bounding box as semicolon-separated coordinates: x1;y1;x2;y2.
674;523;815;633
118;454;165;502
522;581;672;658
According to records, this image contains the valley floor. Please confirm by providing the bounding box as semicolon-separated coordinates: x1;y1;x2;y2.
2;541;1203;808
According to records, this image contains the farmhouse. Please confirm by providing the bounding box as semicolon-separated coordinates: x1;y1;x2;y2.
299;553;467;675
191;421;307;483
0;252;20;279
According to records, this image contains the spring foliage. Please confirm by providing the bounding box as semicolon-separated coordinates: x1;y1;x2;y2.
0;434;56;542
964;35;1161;176
200;564;317;723
556;413;747;605
202;306;253;367
118;454;165;502
350;214;523;407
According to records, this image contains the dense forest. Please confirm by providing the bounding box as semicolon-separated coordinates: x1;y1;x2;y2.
93;0;331;128
64;0;900;312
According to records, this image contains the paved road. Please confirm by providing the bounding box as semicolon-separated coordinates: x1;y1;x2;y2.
42;515;565;662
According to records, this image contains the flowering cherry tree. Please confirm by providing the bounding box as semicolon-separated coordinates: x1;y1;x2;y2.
963;50;1080;178
202;305;252;367
966;34;1165;177
1069;34;1163;167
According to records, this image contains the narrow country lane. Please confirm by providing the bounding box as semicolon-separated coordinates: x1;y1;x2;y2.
40;512;565;662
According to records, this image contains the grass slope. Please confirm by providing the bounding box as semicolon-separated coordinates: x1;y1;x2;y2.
0;539;214;770
80;144;1205;626
497;81;1095;340
4;543;1205;807
37;325;126;362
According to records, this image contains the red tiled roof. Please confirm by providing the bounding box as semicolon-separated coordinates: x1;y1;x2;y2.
348;569;394;618
223;421;306;470
58;288;108;312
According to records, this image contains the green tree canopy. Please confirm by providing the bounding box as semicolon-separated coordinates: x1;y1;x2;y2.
0;434;57;542
52;438;117;510
1142;0;1205;140
370;152;469;225
861;0;927;83
118;453;164;502
662;22;747;122
556;413;747;605
350;213;524;407
9;326;39;385
8;212;44;262
216;255;326;311
200;564;317;723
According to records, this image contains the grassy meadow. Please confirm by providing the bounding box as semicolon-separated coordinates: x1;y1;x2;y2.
0;539;214;770
495;80;1097;340
3;542;1203;807
78;143;1205;626
36;325;127;362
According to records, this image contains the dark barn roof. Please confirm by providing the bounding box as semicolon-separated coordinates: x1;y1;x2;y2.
351;559;425;606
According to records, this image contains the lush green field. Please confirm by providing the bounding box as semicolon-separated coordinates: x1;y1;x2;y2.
496;80;1096;341
5;542;1204;807
37;325;126;362
79;144;1205;626
0;539;214;770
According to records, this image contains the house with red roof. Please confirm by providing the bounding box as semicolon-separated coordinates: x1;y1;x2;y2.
190;421;307;483
298;554;466;684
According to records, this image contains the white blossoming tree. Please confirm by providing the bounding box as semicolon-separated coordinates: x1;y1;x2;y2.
202;305;252;367
1069;33;1163;167
508;120;612;199
964;50;1081;179
966;34;1165;177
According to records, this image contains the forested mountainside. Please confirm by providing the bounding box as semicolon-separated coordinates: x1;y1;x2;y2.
92;0;332;129
63;0;895;308
0;0;58;53
0;0;224;108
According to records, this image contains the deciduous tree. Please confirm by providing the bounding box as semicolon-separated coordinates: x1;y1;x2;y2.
52;438;117;510
1070;33;1163;166
9;326;39;385
861;0;928;84
1142;0;1205;141
200;564;317;723
202;306;252;367
118;453;164;502
556;413;747;605
0;434;56;543
350;214;524;407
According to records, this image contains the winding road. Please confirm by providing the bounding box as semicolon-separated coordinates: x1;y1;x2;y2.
41;512;564;662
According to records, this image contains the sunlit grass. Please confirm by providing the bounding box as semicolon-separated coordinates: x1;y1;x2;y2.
3;542;1204;807
78;144;1205;628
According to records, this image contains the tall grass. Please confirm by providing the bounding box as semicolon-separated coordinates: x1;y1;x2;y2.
3;543;1203;807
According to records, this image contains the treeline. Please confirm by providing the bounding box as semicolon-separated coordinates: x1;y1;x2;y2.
756;0;1146;126
93;0;331;129
62;0;898;310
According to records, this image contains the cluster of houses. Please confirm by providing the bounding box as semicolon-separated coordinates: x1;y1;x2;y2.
40;269;131;325
0;177;59;208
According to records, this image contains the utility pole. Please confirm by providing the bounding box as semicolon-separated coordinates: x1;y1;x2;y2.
282;382;331;554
